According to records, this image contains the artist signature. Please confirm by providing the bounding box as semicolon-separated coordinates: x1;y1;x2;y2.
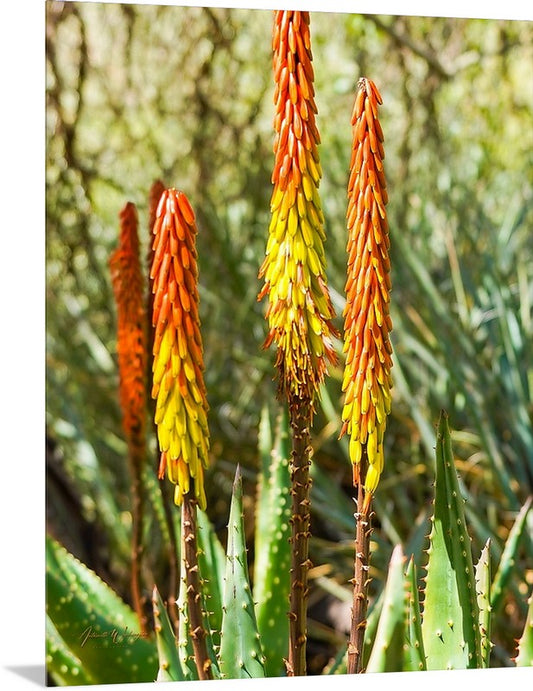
79;625;148;648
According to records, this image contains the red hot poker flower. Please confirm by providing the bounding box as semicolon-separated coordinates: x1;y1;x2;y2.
258;10;337;408
150;189;210;510
109;202;147;457
340;78;393;513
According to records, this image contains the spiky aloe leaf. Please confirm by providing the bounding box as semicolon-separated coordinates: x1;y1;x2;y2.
176;532;220;681
421;411;482;670
46;614;94;686
515;592;533;666
254;406;291;676
366;545;408;673
152;585;184;681
197;507;226;649
491;496;532;613
362;588;385;669
475;539;492;668
220;466;266;679
176;555;198;681
404;556;426;671
46;534;157;685
256;405;274;545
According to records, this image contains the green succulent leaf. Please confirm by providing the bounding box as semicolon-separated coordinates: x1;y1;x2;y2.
254;406;291;676
152;585;185;681
197;507;226;649
514;592;533;667
491;496;532;613
46;534;157;685
404;556;426;671
420;411;482;670
176;520;221;681
366;544;408;673
475;539;492;668
220;466;266;679
46;614;95;686
362;588;385;669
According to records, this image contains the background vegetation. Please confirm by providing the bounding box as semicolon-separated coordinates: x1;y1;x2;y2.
46;1;532;678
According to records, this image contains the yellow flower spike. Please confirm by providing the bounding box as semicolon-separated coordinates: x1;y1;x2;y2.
340;78;393;514
258;10;337;408
151;188;210;510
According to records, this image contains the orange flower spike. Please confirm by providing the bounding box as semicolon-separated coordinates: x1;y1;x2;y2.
109;202;147;456
151;189;209;510
258;10;337;406
340;78;393;512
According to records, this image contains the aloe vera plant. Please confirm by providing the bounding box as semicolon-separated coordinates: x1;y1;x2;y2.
515;593;533;667
131;414;291;682
44;8;532;685
46;535;158;686
220;466;266;678
421;412;483;669
346;411;532;674
254;406;292;676
152;585;184;682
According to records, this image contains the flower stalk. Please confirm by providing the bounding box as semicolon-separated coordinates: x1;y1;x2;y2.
258;10;337;675
181;494;212;680
150;187;212;678
340;78;392;673
109;201;148;635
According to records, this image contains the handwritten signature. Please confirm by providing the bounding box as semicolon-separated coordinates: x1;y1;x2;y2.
79;625;148;648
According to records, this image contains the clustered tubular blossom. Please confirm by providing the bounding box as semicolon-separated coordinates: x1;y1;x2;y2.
258;10;337;406
109;202;147;453
150;188;210;510
340;78;393;511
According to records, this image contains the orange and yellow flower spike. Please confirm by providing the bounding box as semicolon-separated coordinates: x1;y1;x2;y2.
150;188;210;511
340;78;393;513
109;201;148;633
258;10;337;407
109;202;147;456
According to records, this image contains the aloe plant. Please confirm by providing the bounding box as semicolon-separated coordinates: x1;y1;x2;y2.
514;593;533;667
136;411;292;682
46;406;531;683
152;585;184;682
475;539;492;668
365;545;408;673
219;466;267;678
491;496;532;613
254;406;292;676
45;9;531;684
46;535;158;686
338;410;532;674
404;556;426;671
421;411;482;669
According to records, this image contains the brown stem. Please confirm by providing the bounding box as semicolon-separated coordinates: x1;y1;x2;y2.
347;481;372;674
286;396;313;677
181;494;213;681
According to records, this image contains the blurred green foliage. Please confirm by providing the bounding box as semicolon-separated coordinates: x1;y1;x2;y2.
46;1;532;675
